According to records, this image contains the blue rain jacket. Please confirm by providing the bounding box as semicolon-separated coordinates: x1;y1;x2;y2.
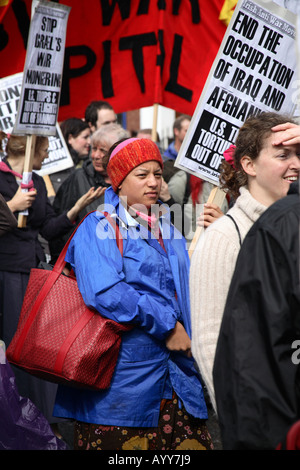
54;187;207;426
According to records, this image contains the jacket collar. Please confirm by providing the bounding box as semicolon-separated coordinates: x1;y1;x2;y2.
102;186;170;256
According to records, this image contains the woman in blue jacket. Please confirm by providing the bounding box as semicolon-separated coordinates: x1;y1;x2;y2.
54;138;212;450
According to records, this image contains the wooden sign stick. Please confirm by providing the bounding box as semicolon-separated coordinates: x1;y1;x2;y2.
43;175;56;198
18;134;37;228
151;103;158;142
188;186;226;259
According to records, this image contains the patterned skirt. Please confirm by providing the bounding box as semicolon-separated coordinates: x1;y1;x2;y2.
74;395;213;450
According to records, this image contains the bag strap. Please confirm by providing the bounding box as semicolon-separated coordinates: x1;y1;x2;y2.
226;214;242;247
54;210;123;274
13;211;123;361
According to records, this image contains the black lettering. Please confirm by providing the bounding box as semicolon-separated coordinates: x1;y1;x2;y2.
165;34;193;102
101;40;114;98
258;25;283;53
260;84;285;110
0;116;14;131
41;17;57;33
41;17;47;31
100;0;131;26
0;86;20;102
119;33;157;93
101;0;200;24
37;51;52;67
207;86;221;108
232;11;258;40
56;37;62;52
156;29;165;75
206;86;262;119
0;24;9;51
137;0;151;15
172;0;200;24
12;0;30;48
60;45;97;106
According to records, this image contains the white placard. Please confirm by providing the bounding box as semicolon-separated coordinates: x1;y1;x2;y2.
175;0;297;185
0;73;73;176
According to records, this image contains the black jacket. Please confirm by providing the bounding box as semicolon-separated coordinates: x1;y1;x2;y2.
53;158;110;218
213;182;300;450
0;161;74;273
0;193;17;236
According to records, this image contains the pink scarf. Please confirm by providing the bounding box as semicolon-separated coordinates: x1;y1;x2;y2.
135;210;160;238
0;161;35;190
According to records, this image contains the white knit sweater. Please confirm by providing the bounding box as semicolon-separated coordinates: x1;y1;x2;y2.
190;187;266;412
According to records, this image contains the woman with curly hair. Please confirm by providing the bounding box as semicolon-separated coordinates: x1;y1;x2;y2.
190;112;300;411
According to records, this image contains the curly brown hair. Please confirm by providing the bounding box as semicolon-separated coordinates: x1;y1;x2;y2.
219;112;297;200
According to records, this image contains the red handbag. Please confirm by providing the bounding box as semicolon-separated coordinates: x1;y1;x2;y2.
6;211;130;390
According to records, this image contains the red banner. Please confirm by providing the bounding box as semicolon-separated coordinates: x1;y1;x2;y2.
0;0;227;121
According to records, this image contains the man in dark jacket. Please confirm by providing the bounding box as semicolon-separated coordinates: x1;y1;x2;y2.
213;181;300;450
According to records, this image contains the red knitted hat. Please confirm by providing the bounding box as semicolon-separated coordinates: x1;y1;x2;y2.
107;138;163;191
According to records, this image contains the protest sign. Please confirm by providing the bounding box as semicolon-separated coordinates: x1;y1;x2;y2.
13;0;70;136
0;73;73;176
0;0;227;120
175;0;297;186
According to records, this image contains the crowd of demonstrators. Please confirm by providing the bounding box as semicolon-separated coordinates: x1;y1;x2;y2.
2;100;300;452
0;132;104;430
213;180;300;450
50;118;92;193
49;123;130;262
190;113;300;412
53;137;213;451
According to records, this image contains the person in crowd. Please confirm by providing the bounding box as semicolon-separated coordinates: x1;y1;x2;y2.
213;179;300;450
164;114;191;161
50;117;92;193
84;100;117;133
190;113;300;411
0;132;104;428
162;115;193;236
0;193;17;236
53;137;213;451
60;117;91;164
49;123;129;262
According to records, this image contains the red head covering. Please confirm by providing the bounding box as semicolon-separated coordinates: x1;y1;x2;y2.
107;138;163;192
